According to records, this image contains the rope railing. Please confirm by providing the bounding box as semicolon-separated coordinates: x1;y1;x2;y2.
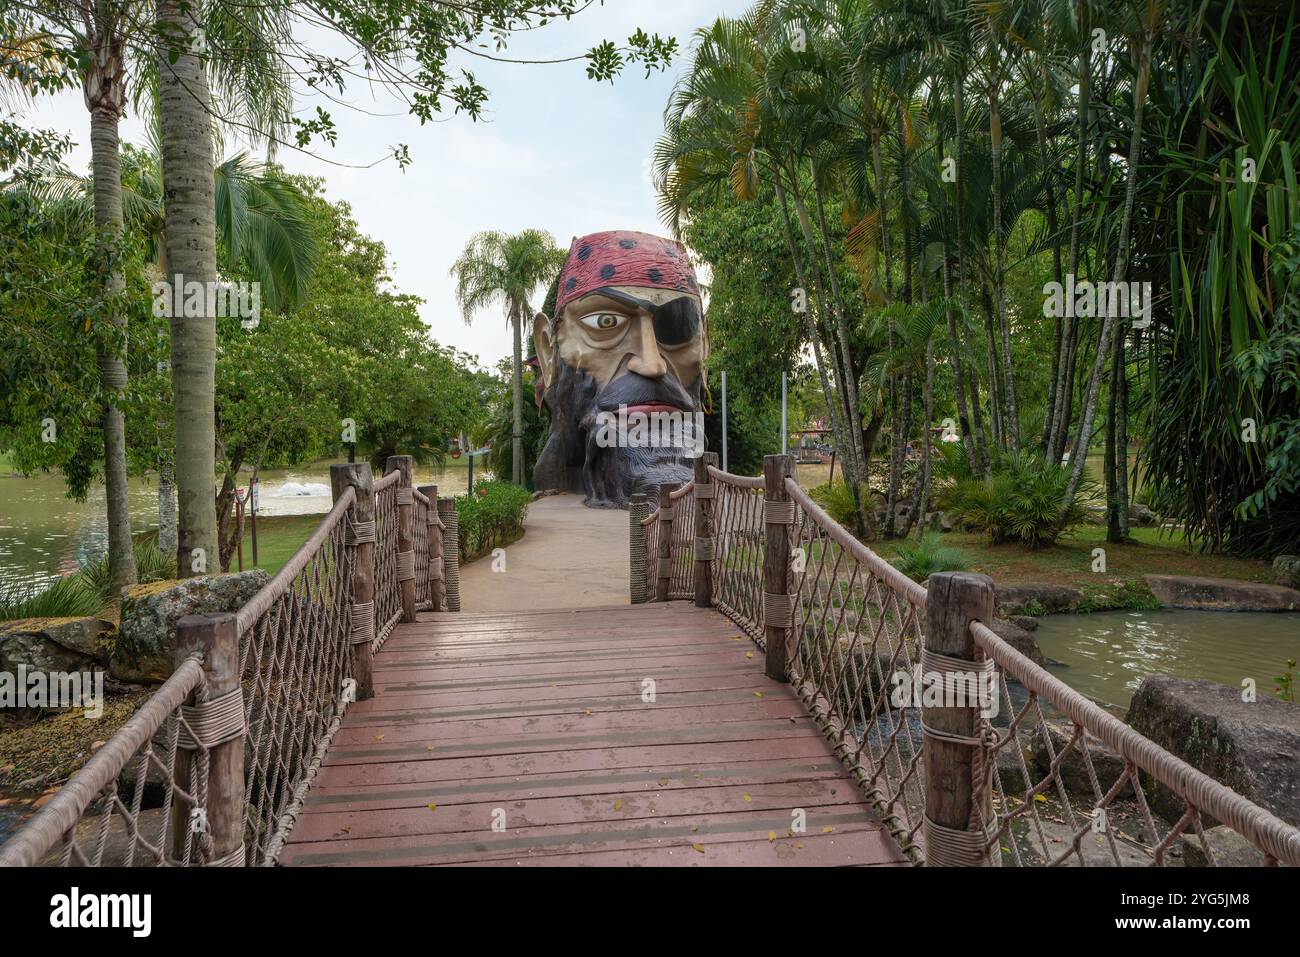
636;453;1300;867
0;658;208;867
237;489;355;866
969;620;1300;866
1;456;460;869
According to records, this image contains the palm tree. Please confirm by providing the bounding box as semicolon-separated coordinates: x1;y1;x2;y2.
450;229;564;485
153;0;293;576
20;142;317;551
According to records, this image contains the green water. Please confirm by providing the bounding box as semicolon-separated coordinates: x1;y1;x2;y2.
0;459;490;593
1032;609;1300;712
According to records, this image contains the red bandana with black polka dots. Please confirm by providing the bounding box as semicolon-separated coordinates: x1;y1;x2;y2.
553;230;699;322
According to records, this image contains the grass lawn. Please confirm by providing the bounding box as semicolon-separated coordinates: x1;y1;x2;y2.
230;514;332;577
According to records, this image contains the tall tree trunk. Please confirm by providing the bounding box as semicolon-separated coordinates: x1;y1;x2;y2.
941;247;978;473
988;77;1020;452
1049;7;1093;462
157;0;220;576
157;459;177;556
1116;332;1130;539
86;49;137;591
903;341;935;542
1033;71;1065;453
1059;17;1153;525
511;302;524;485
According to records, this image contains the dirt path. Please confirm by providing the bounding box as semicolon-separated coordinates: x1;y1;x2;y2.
457;494;630;611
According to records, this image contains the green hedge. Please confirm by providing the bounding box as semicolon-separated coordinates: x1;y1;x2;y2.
456;481;532;562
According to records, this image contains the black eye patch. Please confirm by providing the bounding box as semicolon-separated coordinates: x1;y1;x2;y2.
651;295;701;346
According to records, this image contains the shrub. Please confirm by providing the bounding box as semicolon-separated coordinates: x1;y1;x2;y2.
77;540;175;601
0;575;105;621
809;479;871;529
891;534;972;583
944;452;1094;547
455;481;532;561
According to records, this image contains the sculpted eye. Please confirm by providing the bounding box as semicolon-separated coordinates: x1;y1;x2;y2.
580;313;627;332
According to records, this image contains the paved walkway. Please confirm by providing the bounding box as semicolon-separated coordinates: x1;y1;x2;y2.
458;494;629;611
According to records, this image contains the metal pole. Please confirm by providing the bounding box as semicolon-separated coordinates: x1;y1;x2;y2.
780;372;788;456
721;371;728;472
467;452;473;494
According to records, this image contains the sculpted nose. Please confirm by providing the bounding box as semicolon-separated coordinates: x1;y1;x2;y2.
626;314;667;378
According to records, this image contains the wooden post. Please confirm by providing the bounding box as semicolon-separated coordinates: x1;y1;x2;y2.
629;493;650;604
762;454;795;680
437;497;461;611
693;453;717;608
331;462;375;700
387;455;418;623
419;484;445;612
922;571;997;866
656;483;678;602
172;612;245;866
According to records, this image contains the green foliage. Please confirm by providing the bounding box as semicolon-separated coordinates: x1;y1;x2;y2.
0;575;104;621
810;479;870;530
944;453;1093;547
890;534;971;583
471;360;548;490
76;540;175;602
455;481;532;562
1076;580;1160;614
1275;659;1297;703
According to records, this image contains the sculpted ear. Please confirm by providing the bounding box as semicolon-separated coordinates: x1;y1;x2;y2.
532;312;555;387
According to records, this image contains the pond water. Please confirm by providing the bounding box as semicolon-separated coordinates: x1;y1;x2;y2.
0;459;490;593
1032;609;1300;713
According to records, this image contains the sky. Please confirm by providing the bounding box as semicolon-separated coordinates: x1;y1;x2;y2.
25;1;739;370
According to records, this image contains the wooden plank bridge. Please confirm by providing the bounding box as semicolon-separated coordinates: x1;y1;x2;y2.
6;452;1299;869
279;603;905;866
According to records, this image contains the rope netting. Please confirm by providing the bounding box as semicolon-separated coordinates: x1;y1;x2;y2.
642;507;662;600
236;489;356;865
648;464;1300;867
2;465;462;869
0;658;211;867
784;480;930;859
969;620;1300;866
707;466;766;643
413;489;433;612
667;482;695;600
373;470;403;648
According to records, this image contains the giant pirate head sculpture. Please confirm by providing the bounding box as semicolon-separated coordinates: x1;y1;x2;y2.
532;230;708;508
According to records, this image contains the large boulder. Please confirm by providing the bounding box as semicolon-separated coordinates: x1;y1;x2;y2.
1180;826;1268;867
1144;574;1300;612
0;617;114;674
111;571;268;683
995;583;1082;617
1274;555;1300;591
1127;676;1300;829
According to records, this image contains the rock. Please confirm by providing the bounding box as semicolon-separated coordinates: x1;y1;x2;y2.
1031;719;1134;798
1144;574;1300;612
987;618;1048;669
1008;615;1039;632
995;584;1082;616
0;617;114;674
1084;505;1107;525
927;510;953;533
111;571;269;683
1180;825;1268;867
1127;676;1300;829
1128;503;1158;526
1274;555;1300;590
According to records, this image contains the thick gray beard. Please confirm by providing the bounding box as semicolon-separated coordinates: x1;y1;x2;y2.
534;357;697;508
580;421;692;508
